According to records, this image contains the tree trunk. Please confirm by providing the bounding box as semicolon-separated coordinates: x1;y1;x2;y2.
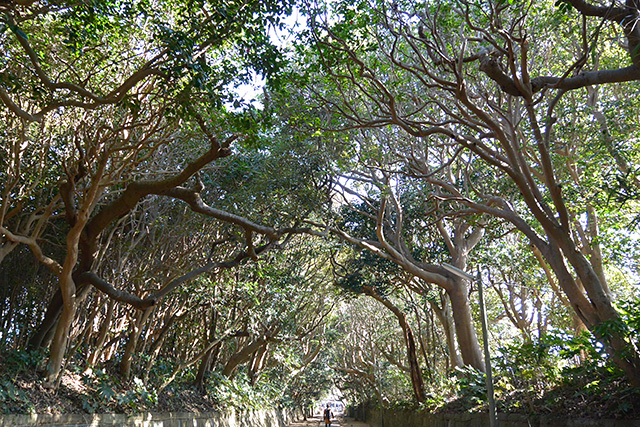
429;293;464;370
448;284;484;371
85;299;115;370
411;301;433;379
530;245;585;331
363;286;426;403
28;289;64;350
248;345;269;386
538;229;640;385
44;208;91;386
44;271;76;386
120;307;154;381
70;292;100;357
143;310;184;382
195;309;220;389
195;343;221;390
222;338;267;378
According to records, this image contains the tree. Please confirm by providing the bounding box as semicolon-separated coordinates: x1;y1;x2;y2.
301;0;640;384
334;251;427;403
305;133;487;371
1;0;319;386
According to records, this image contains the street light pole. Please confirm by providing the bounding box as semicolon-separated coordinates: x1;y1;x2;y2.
476;268;497;427
442;263;497;427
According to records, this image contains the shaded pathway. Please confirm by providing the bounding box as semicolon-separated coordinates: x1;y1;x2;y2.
286;415;371;427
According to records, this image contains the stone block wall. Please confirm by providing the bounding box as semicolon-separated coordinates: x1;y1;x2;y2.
364;407;640;427
0;408;296;427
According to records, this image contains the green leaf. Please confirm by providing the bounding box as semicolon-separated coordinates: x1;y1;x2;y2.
99;383;116;401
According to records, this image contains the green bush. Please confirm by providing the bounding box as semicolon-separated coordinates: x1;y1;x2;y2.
0;349;42;414
454;366;487;408
0;379;34;414
1;349;44;377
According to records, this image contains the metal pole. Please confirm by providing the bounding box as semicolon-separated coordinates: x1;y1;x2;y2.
477;269;497;427
380;384;384;427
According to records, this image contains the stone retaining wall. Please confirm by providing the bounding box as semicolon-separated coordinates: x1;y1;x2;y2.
0;409;296;427
364;407;640;427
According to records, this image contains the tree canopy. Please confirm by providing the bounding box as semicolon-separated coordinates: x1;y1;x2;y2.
1;0;640;420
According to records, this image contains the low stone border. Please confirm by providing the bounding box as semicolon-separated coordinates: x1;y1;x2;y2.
365;408;640;427
0;409;294;427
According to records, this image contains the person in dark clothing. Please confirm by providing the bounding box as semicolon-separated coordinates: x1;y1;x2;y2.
323;404;333;427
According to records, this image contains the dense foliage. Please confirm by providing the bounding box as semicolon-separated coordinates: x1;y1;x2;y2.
1;0;640;421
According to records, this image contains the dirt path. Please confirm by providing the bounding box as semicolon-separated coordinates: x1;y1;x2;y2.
286;415;371;427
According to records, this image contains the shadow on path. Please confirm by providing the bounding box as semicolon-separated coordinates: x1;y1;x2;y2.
286;415;371;427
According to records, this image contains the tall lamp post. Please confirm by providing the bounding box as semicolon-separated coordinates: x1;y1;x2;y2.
442;263;497;427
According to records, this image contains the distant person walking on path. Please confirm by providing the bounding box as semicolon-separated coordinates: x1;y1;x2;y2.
323;404;333;427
